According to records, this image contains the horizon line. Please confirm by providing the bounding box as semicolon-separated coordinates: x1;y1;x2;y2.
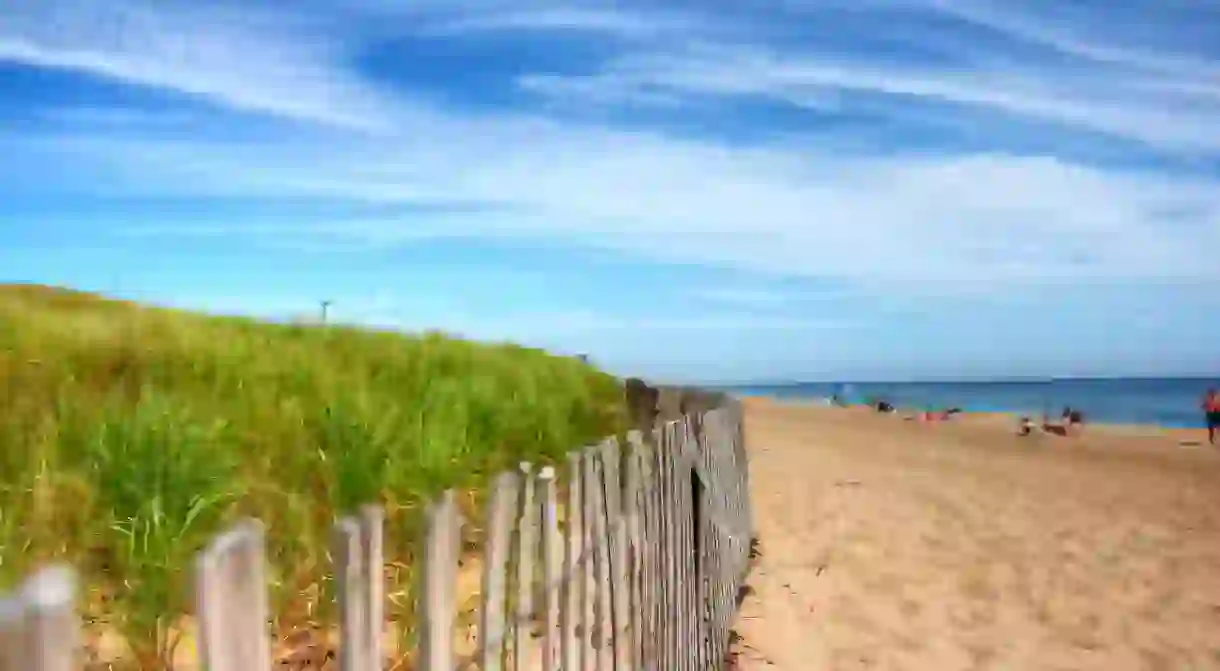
696;374;1220;387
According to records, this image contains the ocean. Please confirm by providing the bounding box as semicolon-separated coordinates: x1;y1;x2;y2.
722;377;1218;429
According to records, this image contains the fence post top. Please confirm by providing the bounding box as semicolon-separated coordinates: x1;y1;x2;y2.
333;516;361;535
359;503;386;521
538;466;555;480
519;461;533;474
197;518;264;565
21;564;75;609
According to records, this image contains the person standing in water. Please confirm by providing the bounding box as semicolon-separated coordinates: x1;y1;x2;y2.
1204;388;1220;446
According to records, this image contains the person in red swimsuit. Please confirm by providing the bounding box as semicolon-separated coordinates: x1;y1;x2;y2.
1204;388;1220;446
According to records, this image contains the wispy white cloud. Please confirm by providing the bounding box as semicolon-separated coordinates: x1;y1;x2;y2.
35;106;198;128
4;0;1219;295
376;308;862;340
164;288;858;344
928;0;1220;77
0;0;395;129
522;39;1220;153
415;7;710;41
693;288;796;309
47;127;1217;283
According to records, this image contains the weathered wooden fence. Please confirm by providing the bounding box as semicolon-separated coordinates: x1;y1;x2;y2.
0;401;753;670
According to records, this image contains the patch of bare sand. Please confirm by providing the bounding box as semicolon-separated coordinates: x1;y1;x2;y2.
731;399;1220;670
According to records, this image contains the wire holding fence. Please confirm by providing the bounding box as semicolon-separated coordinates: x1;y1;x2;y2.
0;399;754;670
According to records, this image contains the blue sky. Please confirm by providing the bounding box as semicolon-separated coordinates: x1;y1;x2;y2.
2;0;1218;383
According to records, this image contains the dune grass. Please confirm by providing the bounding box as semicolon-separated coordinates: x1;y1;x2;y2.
0;284;628;667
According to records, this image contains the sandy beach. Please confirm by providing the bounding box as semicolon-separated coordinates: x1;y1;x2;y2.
730;398;1220;670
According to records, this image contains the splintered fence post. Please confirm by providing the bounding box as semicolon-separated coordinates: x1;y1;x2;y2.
538;466;561;671
0;565;78;671
196;519;272;671
420;490;461;671
333;505;386;671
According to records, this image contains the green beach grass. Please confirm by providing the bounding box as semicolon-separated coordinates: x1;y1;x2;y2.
0;284;628;667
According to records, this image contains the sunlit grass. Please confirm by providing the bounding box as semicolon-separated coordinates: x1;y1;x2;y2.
0;283;628;667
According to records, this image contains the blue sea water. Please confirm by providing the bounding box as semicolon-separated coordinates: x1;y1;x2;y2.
722;377;1219;429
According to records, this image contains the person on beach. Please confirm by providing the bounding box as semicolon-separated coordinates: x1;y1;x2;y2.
1016;415;1035;436
921;407;957;422
1204;388;1220;445
1061;406;1085;433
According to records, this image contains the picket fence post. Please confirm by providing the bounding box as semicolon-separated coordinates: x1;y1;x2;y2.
196;519;272;671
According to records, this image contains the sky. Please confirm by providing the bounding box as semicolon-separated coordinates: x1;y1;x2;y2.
1;0;1218;383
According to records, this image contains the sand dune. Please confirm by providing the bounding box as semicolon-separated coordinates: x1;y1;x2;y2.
731;399;1220;670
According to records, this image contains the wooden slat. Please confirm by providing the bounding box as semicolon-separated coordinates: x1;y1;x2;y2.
624;434;645;671
420;491;460;671
602;439;631;671
0;594;21;671
359;505;385;670
670;423;686;671
514;462;537;671
0;565;78;671
561;451;583;671
645;429;663;670
588;445;611;671
479;472;519;671
684;421;700;671
675;420;692;671
333;517;365;671
657;425;674;671
580;448;598;671
538;466;561;671
700;413;712;670
333;505;385;671
196;519;272;671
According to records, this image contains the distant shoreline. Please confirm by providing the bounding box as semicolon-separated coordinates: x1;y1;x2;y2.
733;392;1212;434
712;374;1220;387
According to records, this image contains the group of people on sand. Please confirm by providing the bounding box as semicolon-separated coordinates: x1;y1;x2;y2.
1015;406;1085;437
865;398;961;422
835;388;1220;446
1016;391;1219;445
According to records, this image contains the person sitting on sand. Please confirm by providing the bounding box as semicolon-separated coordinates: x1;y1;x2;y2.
1061;406;1085;429
921;407;957;423
1016;415;1034;436
1203;388;1220;446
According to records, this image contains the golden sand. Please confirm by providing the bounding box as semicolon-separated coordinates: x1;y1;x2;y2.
730;398;1220;670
